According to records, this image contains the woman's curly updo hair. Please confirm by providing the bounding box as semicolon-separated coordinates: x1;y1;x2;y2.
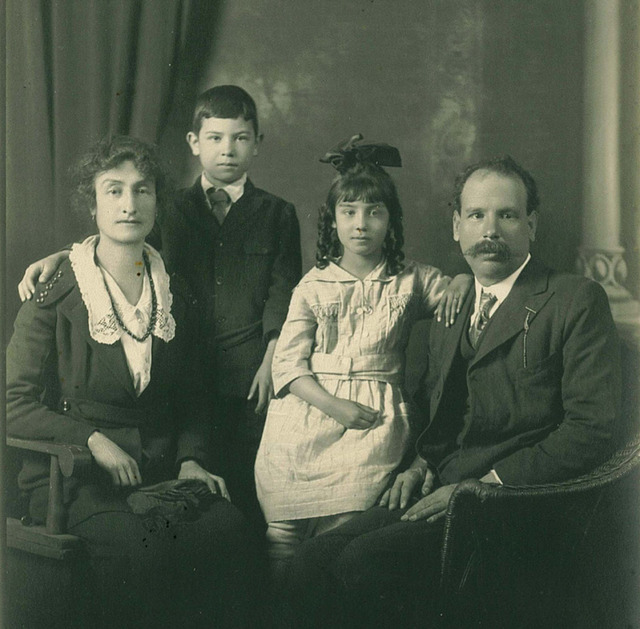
70;135;172;223
316;162;405;276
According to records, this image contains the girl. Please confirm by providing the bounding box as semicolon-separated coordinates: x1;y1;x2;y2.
7;135;260;628
254;134;471;570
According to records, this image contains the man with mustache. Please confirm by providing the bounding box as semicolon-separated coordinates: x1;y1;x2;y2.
282;156;621;628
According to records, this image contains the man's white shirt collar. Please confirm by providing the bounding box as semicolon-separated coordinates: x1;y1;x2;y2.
201;172;247;205
472;253;531;320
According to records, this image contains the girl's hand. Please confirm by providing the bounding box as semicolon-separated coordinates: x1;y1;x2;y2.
435;273;473;327
18;250;70;302
329;398;379;430
178;460;231;501
87;431;142;487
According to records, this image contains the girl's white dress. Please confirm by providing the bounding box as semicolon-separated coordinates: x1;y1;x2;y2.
254;259;449;522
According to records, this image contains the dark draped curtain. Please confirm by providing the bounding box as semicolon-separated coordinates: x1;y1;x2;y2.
5;0;222;338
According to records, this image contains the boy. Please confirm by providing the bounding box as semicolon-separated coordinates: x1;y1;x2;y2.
18;86;302;531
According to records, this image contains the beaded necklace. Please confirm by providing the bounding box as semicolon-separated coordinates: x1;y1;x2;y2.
101;250;158;342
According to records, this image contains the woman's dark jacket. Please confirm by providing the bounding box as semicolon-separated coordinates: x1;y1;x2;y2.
6;258;211;521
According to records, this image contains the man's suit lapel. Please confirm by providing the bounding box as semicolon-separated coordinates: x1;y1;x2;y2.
439;286;475;378
471;258;554;367
59;289;138;400
425;288;473;425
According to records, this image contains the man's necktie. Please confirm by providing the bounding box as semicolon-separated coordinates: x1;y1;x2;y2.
206;188;231;225
469;290;497;348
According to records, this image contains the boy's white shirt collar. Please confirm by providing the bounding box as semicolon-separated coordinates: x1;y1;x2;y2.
201;172;247;204
472;253;531;320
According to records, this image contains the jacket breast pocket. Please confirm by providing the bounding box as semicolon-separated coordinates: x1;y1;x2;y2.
243;240;276;287
515;351;563;429
244;240;275;257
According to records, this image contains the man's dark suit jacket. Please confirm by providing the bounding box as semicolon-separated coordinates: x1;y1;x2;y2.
416;257;620;486
152;178;301;397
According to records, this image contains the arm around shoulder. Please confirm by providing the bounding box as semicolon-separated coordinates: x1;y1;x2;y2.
18;249;71;302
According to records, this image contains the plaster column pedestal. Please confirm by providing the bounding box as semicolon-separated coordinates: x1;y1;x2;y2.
580;0;639;336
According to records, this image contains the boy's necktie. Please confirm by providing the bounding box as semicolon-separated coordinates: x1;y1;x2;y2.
469;289;497;348
206;187;231;225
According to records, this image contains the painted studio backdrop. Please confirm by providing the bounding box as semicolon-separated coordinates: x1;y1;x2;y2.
4;1;640;625
7;0;640;337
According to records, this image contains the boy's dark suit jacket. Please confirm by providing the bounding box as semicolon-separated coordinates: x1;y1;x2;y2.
153;178;301;397
6;259;210;527
416;257;621;486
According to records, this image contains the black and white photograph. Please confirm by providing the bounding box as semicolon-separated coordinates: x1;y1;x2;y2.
3;1;640;627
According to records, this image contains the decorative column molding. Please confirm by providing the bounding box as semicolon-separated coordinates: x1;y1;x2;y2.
579;0;640;334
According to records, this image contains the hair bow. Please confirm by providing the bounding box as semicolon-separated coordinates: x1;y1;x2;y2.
319;133;402;173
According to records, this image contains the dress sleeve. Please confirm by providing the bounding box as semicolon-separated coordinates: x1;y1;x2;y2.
271;284;318;397
6;300;97;446
416;263;451;318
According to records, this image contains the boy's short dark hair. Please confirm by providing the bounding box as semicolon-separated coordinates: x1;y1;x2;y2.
453;155;540;215
192;85;259;136
70;135;172;222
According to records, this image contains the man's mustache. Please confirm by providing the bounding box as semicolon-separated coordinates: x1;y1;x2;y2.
464;240;511;260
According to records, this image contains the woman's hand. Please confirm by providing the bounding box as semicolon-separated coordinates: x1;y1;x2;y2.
18;251;70;302
435;273;473;327
87;431;142;487
379;466;436;510
178;459;231;501
329;398;379;430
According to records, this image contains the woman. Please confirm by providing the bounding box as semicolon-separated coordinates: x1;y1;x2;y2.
7;135;260;628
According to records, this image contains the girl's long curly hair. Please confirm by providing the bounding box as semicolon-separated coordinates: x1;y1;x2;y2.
316;162;405;275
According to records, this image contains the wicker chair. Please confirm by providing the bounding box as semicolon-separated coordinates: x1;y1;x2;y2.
436;436;640;628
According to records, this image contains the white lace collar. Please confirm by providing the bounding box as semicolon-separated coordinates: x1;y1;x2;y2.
69;235;175;345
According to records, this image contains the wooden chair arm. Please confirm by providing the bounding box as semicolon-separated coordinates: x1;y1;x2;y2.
7;437;92;477
6;437;93;534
